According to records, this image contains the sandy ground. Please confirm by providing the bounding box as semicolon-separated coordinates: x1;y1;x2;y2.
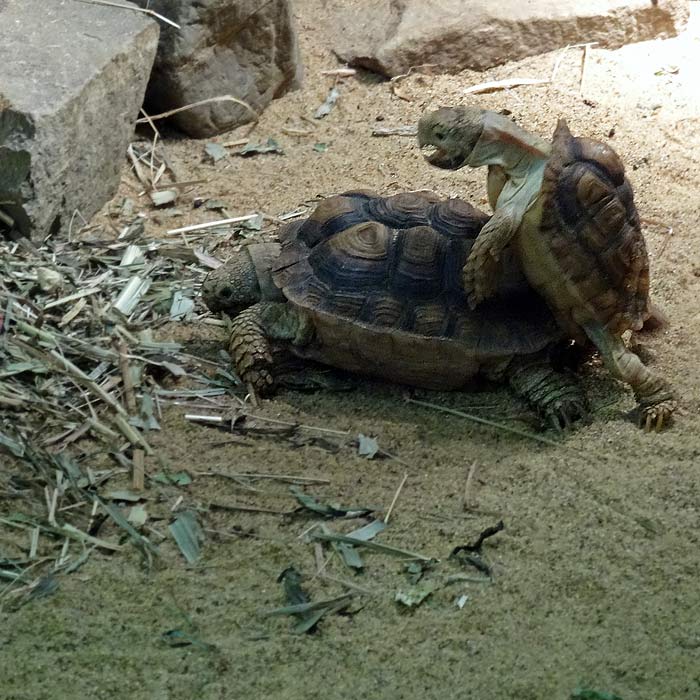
3;2;700;699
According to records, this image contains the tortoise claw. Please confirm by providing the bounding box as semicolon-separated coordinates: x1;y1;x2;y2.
639;400;675;432
544;398;587;432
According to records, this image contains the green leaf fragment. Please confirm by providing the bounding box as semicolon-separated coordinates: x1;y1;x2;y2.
168;510;203;564
152;470;193;486
238;138;284;156
313;142;328;152
128;504;148;527
395;580;437;608
289;486;373;519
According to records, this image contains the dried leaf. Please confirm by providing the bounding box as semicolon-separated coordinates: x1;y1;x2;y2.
127;504;148;527
314;86;340;119
454;594;469;609
238;138;284;156
204;199;227;211
346;519;386;541
239;213;264;231
204;143;227;163
169;291;195;320
150;189;178;207
357;433;379;459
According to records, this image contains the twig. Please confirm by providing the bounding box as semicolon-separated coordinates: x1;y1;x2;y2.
450;520;504;557
116;340;137;414
74;0;181;27
318;573;377;595
384;472;408;524
195;470;330;485
320;68;357;77
311;531;433;562
135;96;258;125
208;502;295;516
132;450;145;491
579;42;598;95
463;77;550;95
166;214;260;236
371;125;417;137
462;460;478;512
406;398;561;447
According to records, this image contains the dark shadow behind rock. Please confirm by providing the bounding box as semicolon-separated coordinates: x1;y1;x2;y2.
0;0;159;241
331;0;690;78
136;0;302;138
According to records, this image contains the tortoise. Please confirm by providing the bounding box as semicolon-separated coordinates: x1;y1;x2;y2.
201;190;588;430
417;106;675;431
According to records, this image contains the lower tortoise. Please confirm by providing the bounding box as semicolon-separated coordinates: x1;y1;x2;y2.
202;190;587;430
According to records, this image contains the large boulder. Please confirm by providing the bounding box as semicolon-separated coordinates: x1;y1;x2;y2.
134;0;302;138
0;0;159;241
332;0;690;77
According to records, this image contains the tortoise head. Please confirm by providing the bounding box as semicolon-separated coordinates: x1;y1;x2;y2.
201;243;283;315
417;106;486;170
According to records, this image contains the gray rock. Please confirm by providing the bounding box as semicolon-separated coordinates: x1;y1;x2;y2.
133;0;302;138
332;0;690;78
0;0;159;241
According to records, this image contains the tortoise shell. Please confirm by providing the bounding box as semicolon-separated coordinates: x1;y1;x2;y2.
539;120;650;334
271;191;563;389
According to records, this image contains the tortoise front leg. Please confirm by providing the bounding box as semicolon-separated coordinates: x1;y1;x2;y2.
506;357;588;431
583;322;675;431
228;302;312;399
463;203;521;308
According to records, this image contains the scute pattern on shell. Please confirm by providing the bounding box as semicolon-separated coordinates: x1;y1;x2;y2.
272;191;561;358
540;119;650;334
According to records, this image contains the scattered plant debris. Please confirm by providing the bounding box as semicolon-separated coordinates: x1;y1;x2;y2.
264;567;353;634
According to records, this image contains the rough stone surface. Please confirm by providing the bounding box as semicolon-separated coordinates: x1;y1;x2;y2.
0;0;159;241
133;0;302;138
332;0;690;77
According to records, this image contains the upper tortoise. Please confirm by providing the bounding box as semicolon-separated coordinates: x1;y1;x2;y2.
418;106;674;431
202;190;587;430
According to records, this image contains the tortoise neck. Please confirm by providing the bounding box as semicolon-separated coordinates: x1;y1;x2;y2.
467;111;551;173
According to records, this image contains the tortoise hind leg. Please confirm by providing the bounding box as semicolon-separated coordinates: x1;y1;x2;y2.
583;323;675;432
228;302;312;399
506;358;588;431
